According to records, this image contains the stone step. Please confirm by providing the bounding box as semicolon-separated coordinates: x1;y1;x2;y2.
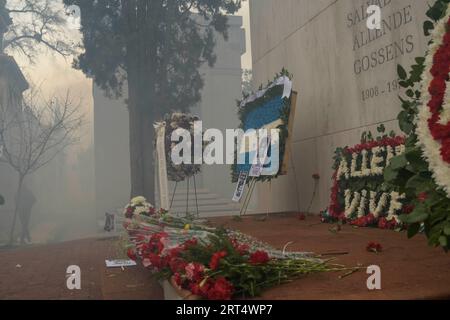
169;193;224;201
170;188;210;195
170;197;232;206
170;204;238;213
203;210;257;217
182;211;252;218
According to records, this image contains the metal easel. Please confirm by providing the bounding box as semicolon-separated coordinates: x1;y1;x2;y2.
169;175;200;217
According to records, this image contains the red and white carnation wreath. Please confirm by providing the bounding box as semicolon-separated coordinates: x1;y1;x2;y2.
417;9;450;197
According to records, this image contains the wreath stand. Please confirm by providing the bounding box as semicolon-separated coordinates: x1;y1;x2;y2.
155;119;200;218
238;151;301;217
169;175;200;218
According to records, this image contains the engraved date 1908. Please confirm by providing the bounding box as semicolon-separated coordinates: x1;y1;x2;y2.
361;78;400;102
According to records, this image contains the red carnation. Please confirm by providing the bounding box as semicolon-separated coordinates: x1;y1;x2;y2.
147;232;168;254
231;238;249;255
206;277;234;300
249;250;270;265
169;258;187;274
418;192;428;203
167;246;182;259
209;251;227;270
377;217;397;230
378;218;388;229
402;204;415;215
366;242;382;253
189;280;211;297
429;77;446;97
127;248;137;261
365;213;376;226
182;238;198;249
185;263;205;282
174;273;183;287
147;252;164;270
428;97;442;113
125;206;134;218
441;138;450;163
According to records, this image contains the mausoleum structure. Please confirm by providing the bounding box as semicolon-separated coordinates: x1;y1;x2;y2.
249;0;429;214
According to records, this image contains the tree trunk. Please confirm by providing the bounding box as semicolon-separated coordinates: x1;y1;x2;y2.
124;0;157;203
128;106;155;203
8;174;24;245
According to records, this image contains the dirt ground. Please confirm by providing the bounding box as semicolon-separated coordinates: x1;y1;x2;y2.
1;214;450;300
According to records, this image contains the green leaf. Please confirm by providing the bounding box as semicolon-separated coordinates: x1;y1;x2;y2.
415;57;426;65
397;65;407;80
411;63;425;77
398;110;413;134
384;165;399;182
426;2;446;21
403;212;429;224
428;227;441;246
407;223;421;239
405;148;428;172
444;226;450;236
406;89;414;97
406;174;431;192
390;154;408;170
428;204;449;225
439;236;448;248
399;80;410;88
415;90;421;99
424;20;434;36
399;206;429;224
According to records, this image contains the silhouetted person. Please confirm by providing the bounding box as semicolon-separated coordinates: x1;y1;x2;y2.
17;184;36;244
104;212;115;232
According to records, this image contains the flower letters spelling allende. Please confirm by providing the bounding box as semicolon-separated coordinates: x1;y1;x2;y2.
328;135;408;229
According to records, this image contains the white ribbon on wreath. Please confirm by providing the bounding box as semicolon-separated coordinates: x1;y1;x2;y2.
239;76;293;108
154;122;170;210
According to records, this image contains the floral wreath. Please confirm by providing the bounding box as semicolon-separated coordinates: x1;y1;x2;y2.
123;196;167;219
417;7;450;197
160;112;202;182
231;69;293;183
327;134;408;230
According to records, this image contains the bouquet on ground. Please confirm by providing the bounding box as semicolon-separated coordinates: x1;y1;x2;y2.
122;197;354;300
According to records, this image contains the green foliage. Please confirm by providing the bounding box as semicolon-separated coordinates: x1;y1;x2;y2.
384;0;450;251
64;0;242;112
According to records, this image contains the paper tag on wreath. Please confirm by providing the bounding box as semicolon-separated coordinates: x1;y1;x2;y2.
232;171;249;202
249;135;272;177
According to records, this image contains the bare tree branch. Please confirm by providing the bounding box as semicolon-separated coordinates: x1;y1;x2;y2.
0;87;84;177
2;0;79;62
